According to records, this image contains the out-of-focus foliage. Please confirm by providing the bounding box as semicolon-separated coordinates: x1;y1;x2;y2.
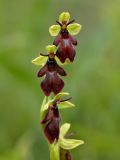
0;0;120;160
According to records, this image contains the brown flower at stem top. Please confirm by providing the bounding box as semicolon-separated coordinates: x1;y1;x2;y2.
32;45;67;96
49;12;82;63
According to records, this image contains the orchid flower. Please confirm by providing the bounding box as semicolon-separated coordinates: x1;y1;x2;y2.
50;123;84;160
40;92;75;144
49;12;82;63
32;45;67;96
32;12;84;160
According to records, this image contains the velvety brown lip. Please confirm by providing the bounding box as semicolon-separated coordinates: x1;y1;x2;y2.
38;58;66;96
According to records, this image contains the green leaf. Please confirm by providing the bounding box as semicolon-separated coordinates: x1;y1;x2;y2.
67;23;82;35
49;25;60;36
59;12;70;23
49;142;60;160
60;138;84;150
32;55;47;66
58;101;75;109
46;45;57;53
60;123;71;138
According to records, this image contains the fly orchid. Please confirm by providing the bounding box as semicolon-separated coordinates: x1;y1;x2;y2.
40;92;75;144
49;12;82;63
32;45;67;96
49;123;84;160
32;12;84;160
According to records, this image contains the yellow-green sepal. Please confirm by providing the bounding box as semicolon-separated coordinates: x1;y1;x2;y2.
60;123;84;150
49;25;61;36
53;92;70;102
53;92;75;109
60;123;71;138
60;138;84;150
32;55;47;66
46;45;57;53
58;101;75;109
67;23;82;35
59;12;70;23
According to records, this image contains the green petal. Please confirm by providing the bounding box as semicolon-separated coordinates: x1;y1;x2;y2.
46;45;57;53
49;25;60;36
60;138;84;150
59;12;70;23
32;55;47;66
58;101;75;109
49;142;60;160
53;92;69;102
60;123;71;138
67;23;82;35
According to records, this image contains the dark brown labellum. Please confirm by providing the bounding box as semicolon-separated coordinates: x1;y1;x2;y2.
54;32;77;63
41;105;60;144
38;58;66;96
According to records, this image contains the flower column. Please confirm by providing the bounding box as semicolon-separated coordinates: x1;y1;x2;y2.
32;12;84;160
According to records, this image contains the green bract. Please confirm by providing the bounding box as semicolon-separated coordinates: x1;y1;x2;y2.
67;23;82;35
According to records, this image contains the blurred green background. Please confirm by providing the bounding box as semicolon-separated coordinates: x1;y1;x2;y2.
0;0;120;160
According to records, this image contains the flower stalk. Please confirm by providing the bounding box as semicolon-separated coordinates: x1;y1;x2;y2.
32;12;84;160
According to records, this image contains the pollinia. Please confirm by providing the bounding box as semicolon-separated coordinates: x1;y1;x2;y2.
32;12;84;160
